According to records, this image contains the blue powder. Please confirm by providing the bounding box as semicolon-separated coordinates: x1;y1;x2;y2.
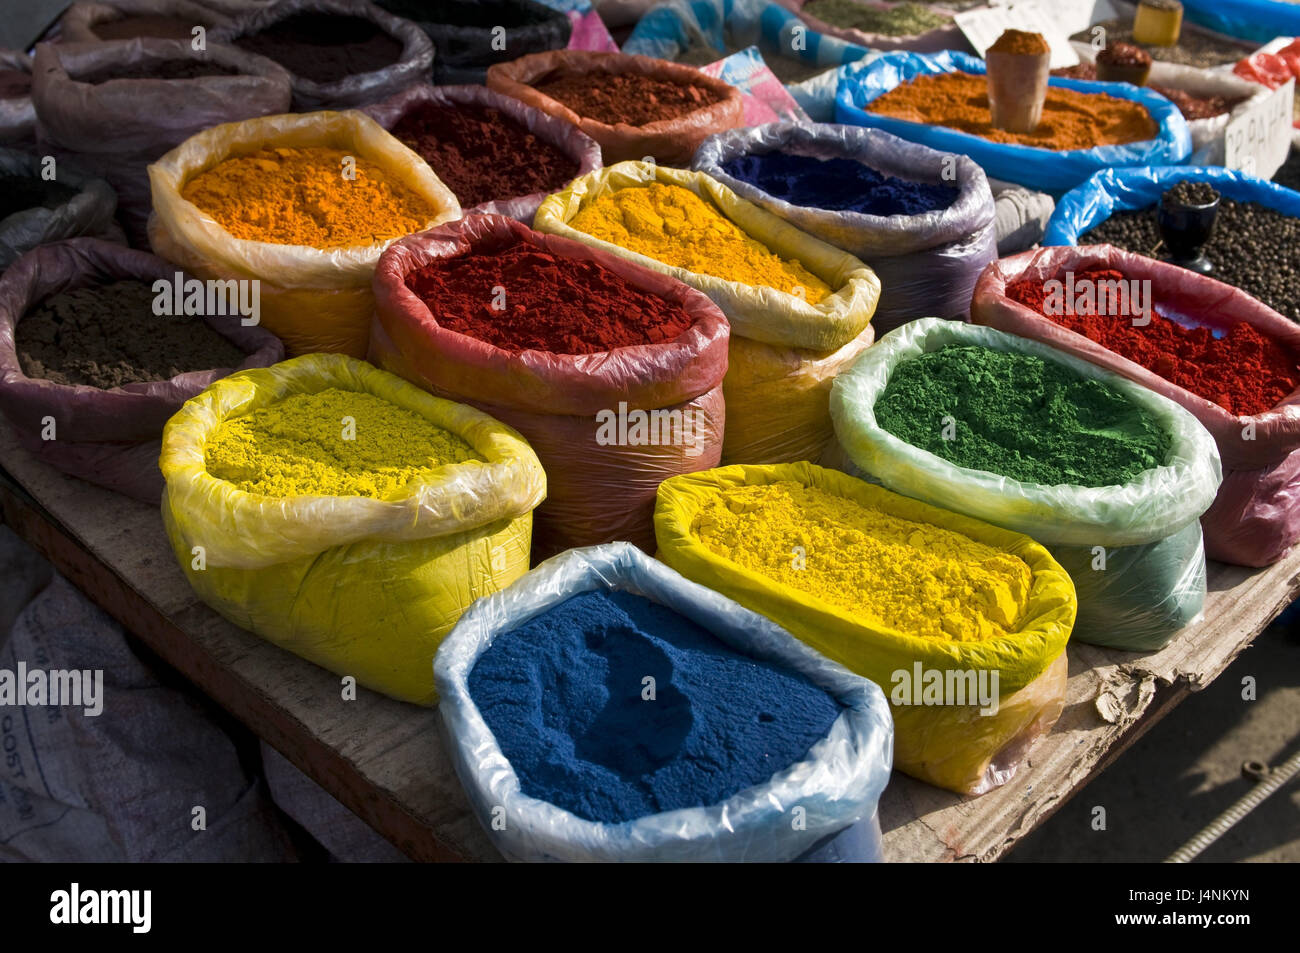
722;151;958;216
468;590;844;824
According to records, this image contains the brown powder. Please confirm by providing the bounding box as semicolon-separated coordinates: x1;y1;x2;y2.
531;70;726;126
987;29;1048;56
867;71;1158;149
91;14;207;41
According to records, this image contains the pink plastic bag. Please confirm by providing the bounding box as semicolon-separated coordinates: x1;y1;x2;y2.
972;244;1300;566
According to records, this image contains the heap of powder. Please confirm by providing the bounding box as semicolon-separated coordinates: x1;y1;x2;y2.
866;71;1158;149
875;344;1171;487
721;152;957;216
1005;267;1299;416
691;480;1032;642
468;589;843;824
233;13;402;84
1097;42;1153;69
568;182;831;302
390;102;579;208
803;0;949;37
988;29;1049;55
1051;63;1244;121
531;70;726;126
92;14;214;41
79;60;240;83
405;240;696;353
0;174;77;220
205;388;481;498
181;147;437;248
16;280;247;389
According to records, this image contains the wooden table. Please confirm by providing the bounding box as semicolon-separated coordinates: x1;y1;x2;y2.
1;424;1295;862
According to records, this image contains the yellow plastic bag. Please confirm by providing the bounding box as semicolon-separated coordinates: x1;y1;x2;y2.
655;462;1076;794
535;162;881;463
147;110;460;358
159;354;546;706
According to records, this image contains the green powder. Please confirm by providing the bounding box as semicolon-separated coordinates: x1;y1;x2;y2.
803;0;949;36
875;345;1170;487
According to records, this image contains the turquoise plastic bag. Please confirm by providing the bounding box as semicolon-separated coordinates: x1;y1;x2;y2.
1043;165;1300;246
1180;0;1300;44
434;543;894;862
834;51;1192;195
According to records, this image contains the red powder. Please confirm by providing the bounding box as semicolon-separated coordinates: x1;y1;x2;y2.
405;240;697;354
1006;267;1300;415
531;70;725;126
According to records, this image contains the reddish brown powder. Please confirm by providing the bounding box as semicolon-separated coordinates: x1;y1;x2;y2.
531;70;726;126
1051;63;1243;120
391;103;579;208
405;240;697;353
988;30;1049;56
867;71;1158;148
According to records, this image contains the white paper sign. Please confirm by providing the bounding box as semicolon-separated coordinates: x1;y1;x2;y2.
1223;79;1295;179
955;1;1081;69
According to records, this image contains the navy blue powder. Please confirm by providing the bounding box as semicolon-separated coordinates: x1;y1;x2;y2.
468;590;844;824
722;151;958;216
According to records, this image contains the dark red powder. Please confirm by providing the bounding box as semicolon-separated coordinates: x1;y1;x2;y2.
532;70;725;126
390;103;580;209
405;240;697;353
1006;267;1300;416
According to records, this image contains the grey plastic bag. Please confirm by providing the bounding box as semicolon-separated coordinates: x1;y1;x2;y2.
31;38;292;246
694;123;997;334
0;148;117;270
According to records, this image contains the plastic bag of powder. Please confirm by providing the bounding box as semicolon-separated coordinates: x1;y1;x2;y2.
361;84;602;224
0;148;117;270
435;542;894;861
973;244;1300;568
52;0;235;43
830;318;1222;652
694;122;998;334
654;462;1076;795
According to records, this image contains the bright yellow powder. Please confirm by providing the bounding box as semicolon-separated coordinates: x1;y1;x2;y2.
691;481;1033;642
205;388;482;498
182;146;438;248
568;182;832;303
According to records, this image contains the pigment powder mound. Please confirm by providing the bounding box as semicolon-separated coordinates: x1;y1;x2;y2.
1080;196;1300;323
405;240;696;353
804;0;949;36
92;15;211;42
1005;267;1300;416
0;174;77;221
691;480;1033;642
204;388;482;499
866;71;1158;149
181;147;437;248
390;103;579;208
233;13;402;83
568;182;832;302
467;589;843;824
721;152;958;217
15;280;247;389
530;70;727;126
875;344;1171;487
79;60;241;83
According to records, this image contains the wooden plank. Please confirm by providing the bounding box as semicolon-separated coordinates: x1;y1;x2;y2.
0;422;1295;863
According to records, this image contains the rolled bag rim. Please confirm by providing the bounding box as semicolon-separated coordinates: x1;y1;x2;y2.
533;160;881;352
146;109;462;290
359;82;603;220
209;0;435;110
692;121;997;257
971;243;1300;471
829;317;1223;547
159;352;547;568
0;236;284;444
372;213;730;416
433;540;895;862
485;49;747;165
54;0;235;43
653;461;1076;695
0;146;117;267
833;50;1193;194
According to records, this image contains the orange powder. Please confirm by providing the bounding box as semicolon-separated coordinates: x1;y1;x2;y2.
866;71;1158;149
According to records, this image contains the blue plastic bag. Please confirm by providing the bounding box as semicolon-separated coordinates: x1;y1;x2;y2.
623;0;872;82
1043;164;1300;246
434;543;894;863
834;51;1193;195
1179;0;1300;45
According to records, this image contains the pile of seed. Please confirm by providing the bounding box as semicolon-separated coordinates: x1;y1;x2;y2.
1070;18;1249;68
1081;193;1300;322
1164;180;1219;206
802;0;949;36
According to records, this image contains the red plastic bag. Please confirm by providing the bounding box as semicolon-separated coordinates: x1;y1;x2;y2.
0;238;284;501
972;245;1300;566
371;214;729;556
